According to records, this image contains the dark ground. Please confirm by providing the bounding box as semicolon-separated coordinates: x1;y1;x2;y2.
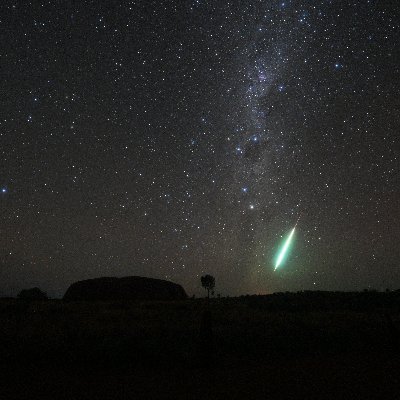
2;352;400;400
1;291;400;399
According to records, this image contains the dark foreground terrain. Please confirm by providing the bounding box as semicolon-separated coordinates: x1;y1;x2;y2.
1;291;400;399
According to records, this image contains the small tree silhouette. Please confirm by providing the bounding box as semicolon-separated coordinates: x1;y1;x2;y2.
18;287;48;301
201;275;215;298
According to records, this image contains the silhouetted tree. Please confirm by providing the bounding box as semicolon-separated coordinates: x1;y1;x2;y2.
18;287;48;301
201;275;215;298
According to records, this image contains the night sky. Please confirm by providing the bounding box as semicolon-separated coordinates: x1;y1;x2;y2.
1;1;399;298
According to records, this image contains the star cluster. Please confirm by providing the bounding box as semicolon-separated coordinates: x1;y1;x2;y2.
0;0;399;297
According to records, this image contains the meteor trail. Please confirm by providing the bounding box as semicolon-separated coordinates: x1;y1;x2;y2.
274;215;301;270
274;227;296;270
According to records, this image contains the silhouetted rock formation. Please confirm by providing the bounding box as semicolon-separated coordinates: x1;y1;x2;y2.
63;276;187;301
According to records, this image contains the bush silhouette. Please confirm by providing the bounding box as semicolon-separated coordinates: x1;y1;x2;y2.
18;287;48;301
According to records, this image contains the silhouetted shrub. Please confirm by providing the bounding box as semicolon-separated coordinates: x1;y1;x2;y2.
18;287;48;301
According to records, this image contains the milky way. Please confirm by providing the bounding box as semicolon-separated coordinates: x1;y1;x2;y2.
0;1;399;297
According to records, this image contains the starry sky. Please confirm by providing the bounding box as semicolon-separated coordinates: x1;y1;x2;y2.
1;0;399;298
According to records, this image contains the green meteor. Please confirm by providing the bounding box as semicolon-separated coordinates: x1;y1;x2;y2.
274;227;296;270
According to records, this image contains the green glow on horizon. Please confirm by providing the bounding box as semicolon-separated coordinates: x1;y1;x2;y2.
274;227;296;270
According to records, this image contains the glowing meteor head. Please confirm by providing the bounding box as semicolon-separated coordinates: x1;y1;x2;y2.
274;227;296;270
